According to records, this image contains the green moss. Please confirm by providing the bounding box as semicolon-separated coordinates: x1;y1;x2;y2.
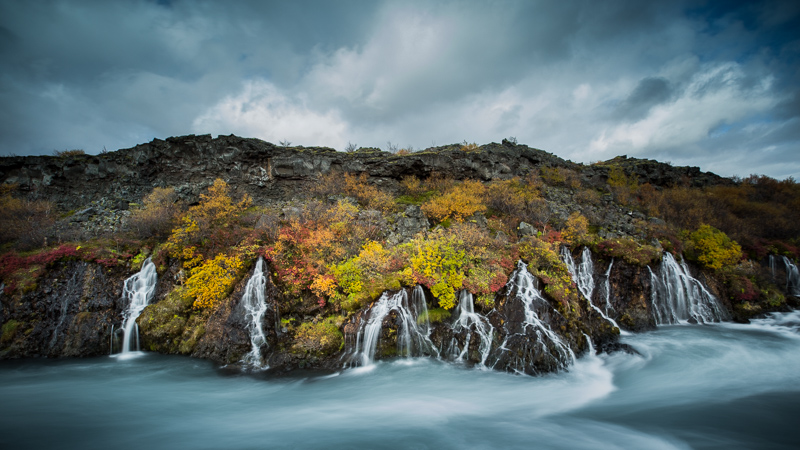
417;307;451;324
137;287;203;354
1;320;22;345
290;316;343;357
396;191;437;206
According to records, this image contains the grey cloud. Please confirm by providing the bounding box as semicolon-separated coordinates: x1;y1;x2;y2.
614;77;673;121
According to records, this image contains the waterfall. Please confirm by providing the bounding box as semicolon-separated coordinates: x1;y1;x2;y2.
601;259;615;315
241;257;269;369
352;288;436;366
450;290;494;366
119;258;157;354
781;256;800;296
561;247;624;332
769;255;778;281
649;253;728;325
560;247;594;300
499;261;575;371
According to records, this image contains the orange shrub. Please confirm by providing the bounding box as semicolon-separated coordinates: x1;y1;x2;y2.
421;179;487;222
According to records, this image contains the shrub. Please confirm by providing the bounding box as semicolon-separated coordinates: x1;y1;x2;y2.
342;173;395;213
421;180;487;223
686;224;742;270
0;185;55;249
53;149;85;157
183;254;244;309
167;179;252;264
562;212;590;247
593;238;662;266
460;142;480;152
517;238;579;309
128;187;181;238
408;224;512;310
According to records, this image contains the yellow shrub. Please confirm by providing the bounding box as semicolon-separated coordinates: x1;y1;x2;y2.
421;179;487;222
184;254;244;309
688;224;742;270
562;212;590;246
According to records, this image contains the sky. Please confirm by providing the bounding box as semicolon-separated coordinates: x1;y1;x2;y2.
1;0;798;179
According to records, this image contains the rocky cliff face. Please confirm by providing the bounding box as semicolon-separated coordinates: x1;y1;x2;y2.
0;134;747;374
0;134;727;212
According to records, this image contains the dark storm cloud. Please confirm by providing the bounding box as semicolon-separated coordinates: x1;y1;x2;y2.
614;77;673;121
0;0;798;178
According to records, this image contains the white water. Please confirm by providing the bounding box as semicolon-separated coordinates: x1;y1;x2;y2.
4;310;800;448
561;247;625;332
240;257;269;369
352;288;436;366
781;256;800;296
9;311;800;448
450;290;494;366
119;258;157;355
499;261;575;372
649;253;729;325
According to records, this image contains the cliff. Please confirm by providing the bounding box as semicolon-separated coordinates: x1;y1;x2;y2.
0;134;795;375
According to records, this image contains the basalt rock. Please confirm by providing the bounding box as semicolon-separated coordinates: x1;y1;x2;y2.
0;261;126;358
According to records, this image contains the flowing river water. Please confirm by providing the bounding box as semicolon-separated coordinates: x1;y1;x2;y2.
2;311;800;449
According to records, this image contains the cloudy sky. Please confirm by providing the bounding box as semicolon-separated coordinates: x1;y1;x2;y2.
1;0;798;179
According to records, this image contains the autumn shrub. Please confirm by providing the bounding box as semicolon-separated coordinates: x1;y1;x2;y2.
342;173;395;213
408;224;512;309
167;179;252;267
397;175;437;205
517;238;579;310
267;200;378;300
574;188;601;206
0;243;129;294
183;254;244;309
607;166;638;206
685;224;742;271
593;238;662;266
485;177;546;225
421;179;487;223
53;149;85;157
460;142;480;152
128;187;181;239
540;167;581;189
422;172;456;194
0;185;55;249
326;240;405;311
562;212;590;247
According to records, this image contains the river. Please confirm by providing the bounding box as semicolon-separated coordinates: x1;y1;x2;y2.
2;311;799;449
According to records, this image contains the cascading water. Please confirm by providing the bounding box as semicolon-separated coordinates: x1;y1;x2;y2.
240;257;269;369
449;290;494;366
351;288;436;366
649;252;728;325
781;256;800;296
497;261;575;372
561;247;624;332
119;258;157;354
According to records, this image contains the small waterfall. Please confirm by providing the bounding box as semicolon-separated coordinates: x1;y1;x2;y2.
649;253;728;325
781;256;800;296
601;259;615;315
561;247;623;332
500;261;575;371
241;257;269;369
450;290;494;366
119;258;157;354
561;247;594;300
352;288;436;366
769;255;777;281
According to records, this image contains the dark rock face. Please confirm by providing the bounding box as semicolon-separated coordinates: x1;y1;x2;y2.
2;134;726;212
595;259;657;332
0;261;125;358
